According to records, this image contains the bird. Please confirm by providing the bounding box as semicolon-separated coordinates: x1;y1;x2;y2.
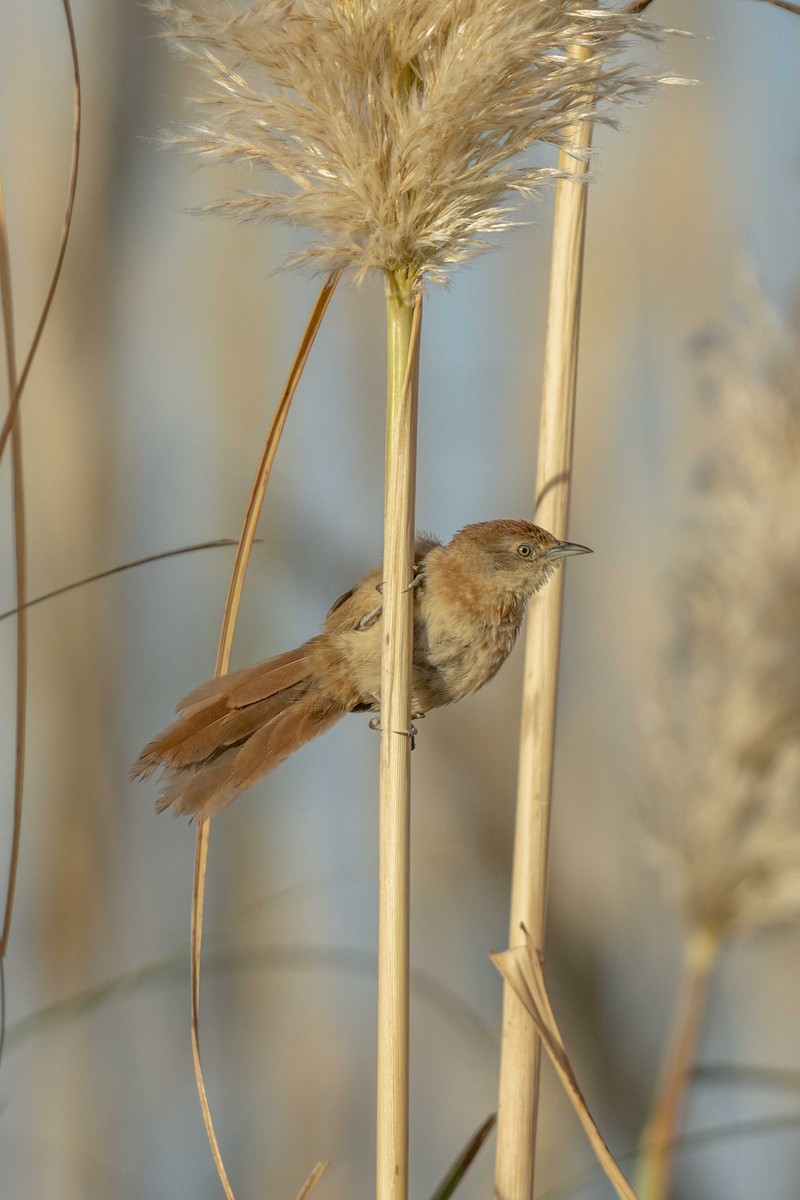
132;519;591;820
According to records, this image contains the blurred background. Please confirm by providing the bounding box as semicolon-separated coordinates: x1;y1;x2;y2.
2;2;800;1197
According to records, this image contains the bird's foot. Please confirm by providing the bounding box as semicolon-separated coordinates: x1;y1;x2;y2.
375;565;424;597
368;714;418;750
404;565;425;594
357;604;382;631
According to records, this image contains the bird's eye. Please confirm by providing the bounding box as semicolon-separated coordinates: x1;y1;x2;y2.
517;544;533;558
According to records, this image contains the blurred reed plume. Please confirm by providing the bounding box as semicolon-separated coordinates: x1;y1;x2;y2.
647;286;800;939
639;285;800;1200
154;0;655;282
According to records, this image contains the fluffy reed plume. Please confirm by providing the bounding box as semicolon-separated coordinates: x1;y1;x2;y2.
647;291;800;938
154;0;656;282
639;291;800;1200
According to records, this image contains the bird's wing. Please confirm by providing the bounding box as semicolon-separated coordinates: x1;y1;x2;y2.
324;536;440;633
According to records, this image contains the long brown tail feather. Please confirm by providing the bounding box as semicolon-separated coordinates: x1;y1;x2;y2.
231;691;343;792
155;748;241;820
136;684;312;776
153;691;343;820
175;642;316;714
132;642;319;782
135;644;345;818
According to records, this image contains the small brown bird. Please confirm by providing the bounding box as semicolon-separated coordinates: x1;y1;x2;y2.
133;519;590;819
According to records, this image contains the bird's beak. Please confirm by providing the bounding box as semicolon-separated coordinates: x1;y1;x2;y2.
543;540;592;560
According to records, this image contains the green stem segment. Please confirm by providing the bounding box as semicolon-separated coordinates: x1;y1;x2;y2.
638;926;720;1200
377;268;421;1200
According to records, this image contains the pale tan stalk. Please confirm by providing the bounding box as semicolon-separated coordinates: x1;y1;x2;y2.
189;270;341;1200
0;539;242;622
494;45;594;1200
377;269;421;1200
293;1161;328;1200
0;182;27;1021
494;933;638;1200
0;0;79;975
0;0;80;465
638;927;720;1200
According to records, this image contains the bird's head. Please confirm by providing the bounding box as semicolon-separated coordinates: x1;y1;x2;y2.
449;519;592;598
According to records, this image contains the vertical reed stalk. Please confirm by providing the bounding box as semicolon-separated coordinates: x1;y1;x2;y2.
0;179;27;967
494;45;594;1200
377;268;421;1200
638;926;719;1200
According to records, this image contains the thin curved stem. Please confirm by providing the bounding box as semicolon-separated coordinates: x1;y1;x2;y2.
189;269;341;1199
0;179;27;964
0;0;81;465
0;539;246;622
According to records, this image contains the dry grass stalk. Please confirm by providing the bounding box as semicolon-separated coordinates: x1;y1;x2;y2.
190;270;341;1200
293;1160;328;1200
762;0;800;15
494;44;594;1200
493;930;639;1200
0;0;80;989
0;540;244;623
640;288;800;1198
377;274;422;1200
0;179;27;1065
0;0;80;464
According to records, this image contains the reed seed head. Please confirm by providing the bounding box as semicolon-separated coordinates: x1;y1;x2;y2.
647;285;800;938
155;0;659;283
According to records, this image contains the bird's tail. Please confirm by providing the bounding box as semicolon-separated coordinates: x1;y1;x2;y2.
131;641;345;820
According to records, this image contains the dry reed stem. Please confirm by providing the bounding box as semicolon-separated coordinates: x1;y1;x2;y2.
629;0;800;15
0;0;79;974
189;270;341;1199
7;940;496;1053
377;272;421;1200
494;45;594;1200
637;927;719;1200
764;0;800;13
0;180;28;979
0;0;80;466
0;539;245;622
293;1162;328;1200
493;932;639;1200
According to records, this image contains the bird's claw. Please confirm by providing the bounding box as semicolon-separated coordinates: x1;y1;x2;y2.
404;565;425;594
367;714;418;750
357;604;382;631
375;565;424;597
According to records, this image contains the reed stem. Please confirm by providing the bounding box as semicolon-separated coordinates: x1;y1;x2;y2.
189;271;341;1199
494;45;594;1200
377;268;421;1200
638;926;720;1200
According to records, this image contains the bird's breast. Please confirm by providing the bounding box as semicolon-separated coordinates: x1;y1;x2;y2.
412;579;524;710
